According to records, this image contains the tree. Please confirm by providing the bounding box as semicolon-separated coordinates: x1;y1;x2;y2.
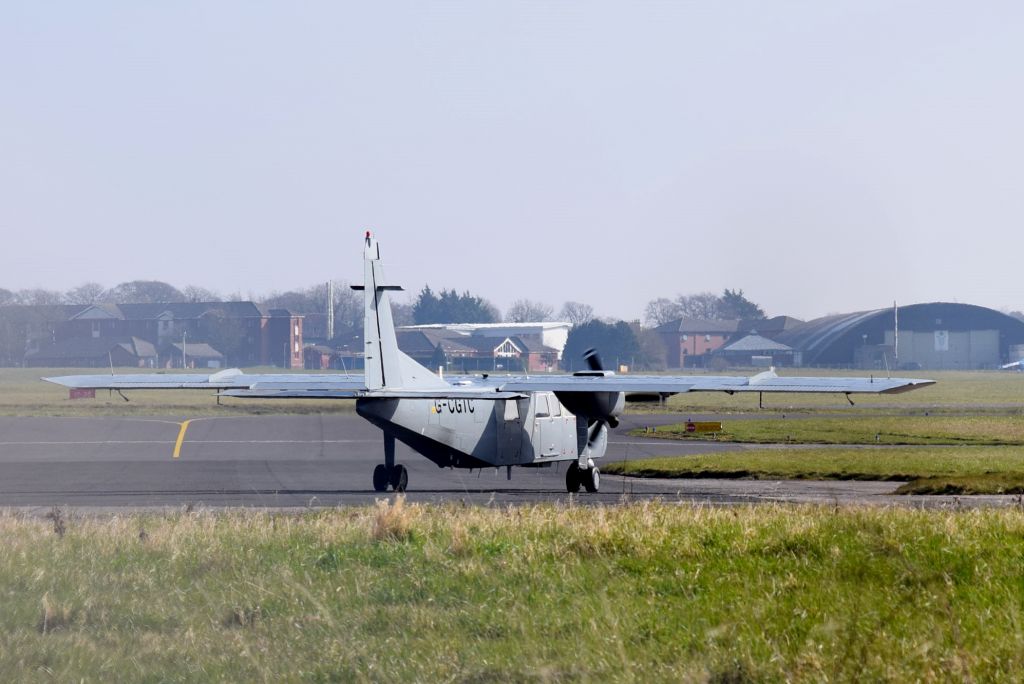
412;286;498;324
182;285;222;303
675;292;721;319
0;288;14;306
644;298;682;327
561;319;640;372
391;302;414;328
64;282;106;305
506;299;554;323
719;288;766;320
14;288;64;305
559;301;594;327
104;281;185;304
645;289;766;324
635;328;668;371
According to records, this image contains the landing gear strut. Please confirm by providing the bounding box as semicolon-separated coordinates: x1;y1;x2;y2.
565;461;600;493
373;433;408;492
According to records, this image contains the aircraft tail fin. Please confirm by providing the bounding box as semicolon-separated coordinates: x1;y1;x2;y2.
353;232;449;390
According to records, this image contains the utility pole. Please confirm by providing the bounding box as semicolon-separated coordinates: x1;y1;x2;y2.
182;329;187;369
327;280;335;341
893;300;899;367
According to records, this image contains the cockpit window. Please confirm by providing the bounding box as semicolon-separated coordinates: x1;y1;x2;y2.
503;400;519;421
535;394;550;418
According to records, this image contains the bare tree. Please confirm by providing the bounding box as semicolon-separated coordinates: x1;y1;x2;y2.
675;291;721;319
104;281;185;304
559;301;594;327
391;302;414;327
14;288;64;305
506;299;554;323
182;285;222;303
0;288;14;306
644;298;682;327
63;282;106;304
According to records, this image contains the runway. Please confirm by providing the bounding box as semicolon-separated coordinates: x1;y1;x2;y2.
0;413;1003;510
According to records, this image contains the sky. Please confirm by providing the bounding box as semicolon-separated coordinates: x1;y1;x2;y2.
2;1;1022;322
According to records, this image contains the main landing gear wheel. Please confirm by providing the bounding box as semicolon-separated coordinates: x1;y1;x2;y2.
389;464;409;492
373;464;389;492
373;464;408;492
566;462;600;493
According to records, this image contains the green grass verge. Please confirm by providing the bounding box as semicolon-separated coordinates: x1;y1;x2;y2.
4;503;1024;681
634;414;1024;445
603;446;1024;485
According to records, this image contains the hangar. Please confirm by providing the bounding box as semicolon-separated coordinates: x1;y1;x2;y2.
777;303;1024;370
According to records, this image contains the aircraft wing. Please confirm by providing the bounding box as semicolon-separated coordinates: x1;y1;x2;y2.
43;370;525;400
492;370;934;395
45;368;933;399
43;369;368;396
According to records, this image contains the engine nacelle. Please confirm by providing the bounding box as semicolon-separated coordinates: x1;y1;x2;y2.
555;391;625;428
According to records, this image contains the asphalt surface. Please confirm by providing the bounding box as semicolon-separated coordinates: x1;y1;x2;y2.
0;413;1011;511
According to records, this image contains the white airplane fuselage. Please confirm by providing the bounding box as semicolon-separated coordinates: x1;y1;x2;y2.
357;391;604;470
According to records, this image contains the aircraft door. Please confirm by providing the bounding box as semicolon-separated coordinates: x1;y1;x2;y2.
532;393;559;457
498;399;523;463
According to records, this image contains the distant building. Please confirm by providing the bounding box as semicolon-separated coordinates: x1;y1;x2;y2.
657;316;803;368
1;302;303;368
777;303;1024;370
400;322;570;359
715;333;795;368
395;323;565;373
25;336;158;368
160;342;225;369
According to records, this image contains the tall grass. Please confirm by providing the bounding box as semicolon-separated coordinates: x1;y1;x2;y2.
2;503;1024;681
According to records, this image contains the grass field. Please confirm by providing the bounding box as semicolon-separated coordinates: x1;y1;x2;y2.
633;414;1024;446
4;502;1024;682
603;445;1024;484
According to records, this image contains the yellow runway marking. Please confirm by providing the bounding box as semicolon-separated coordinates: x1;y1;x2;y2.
173;420;192;459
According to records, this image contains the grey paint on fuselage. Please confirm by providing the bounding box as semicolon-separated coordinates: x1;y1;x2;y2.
357;391;593;470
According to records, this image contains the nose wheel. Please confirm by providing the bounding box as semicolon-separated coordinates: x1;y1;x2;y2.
566;461;600;493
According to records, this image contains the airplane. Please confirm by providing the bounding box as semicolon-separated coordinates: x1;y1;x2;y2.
45;232;935;494
1002;360;1023;371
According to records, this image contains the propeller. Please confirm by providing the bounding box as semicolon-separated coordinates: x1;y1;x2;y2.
581;349;618;447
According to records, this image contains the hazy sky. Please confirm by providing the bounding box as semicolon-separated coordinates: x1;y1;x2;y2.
2;2;1022;322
